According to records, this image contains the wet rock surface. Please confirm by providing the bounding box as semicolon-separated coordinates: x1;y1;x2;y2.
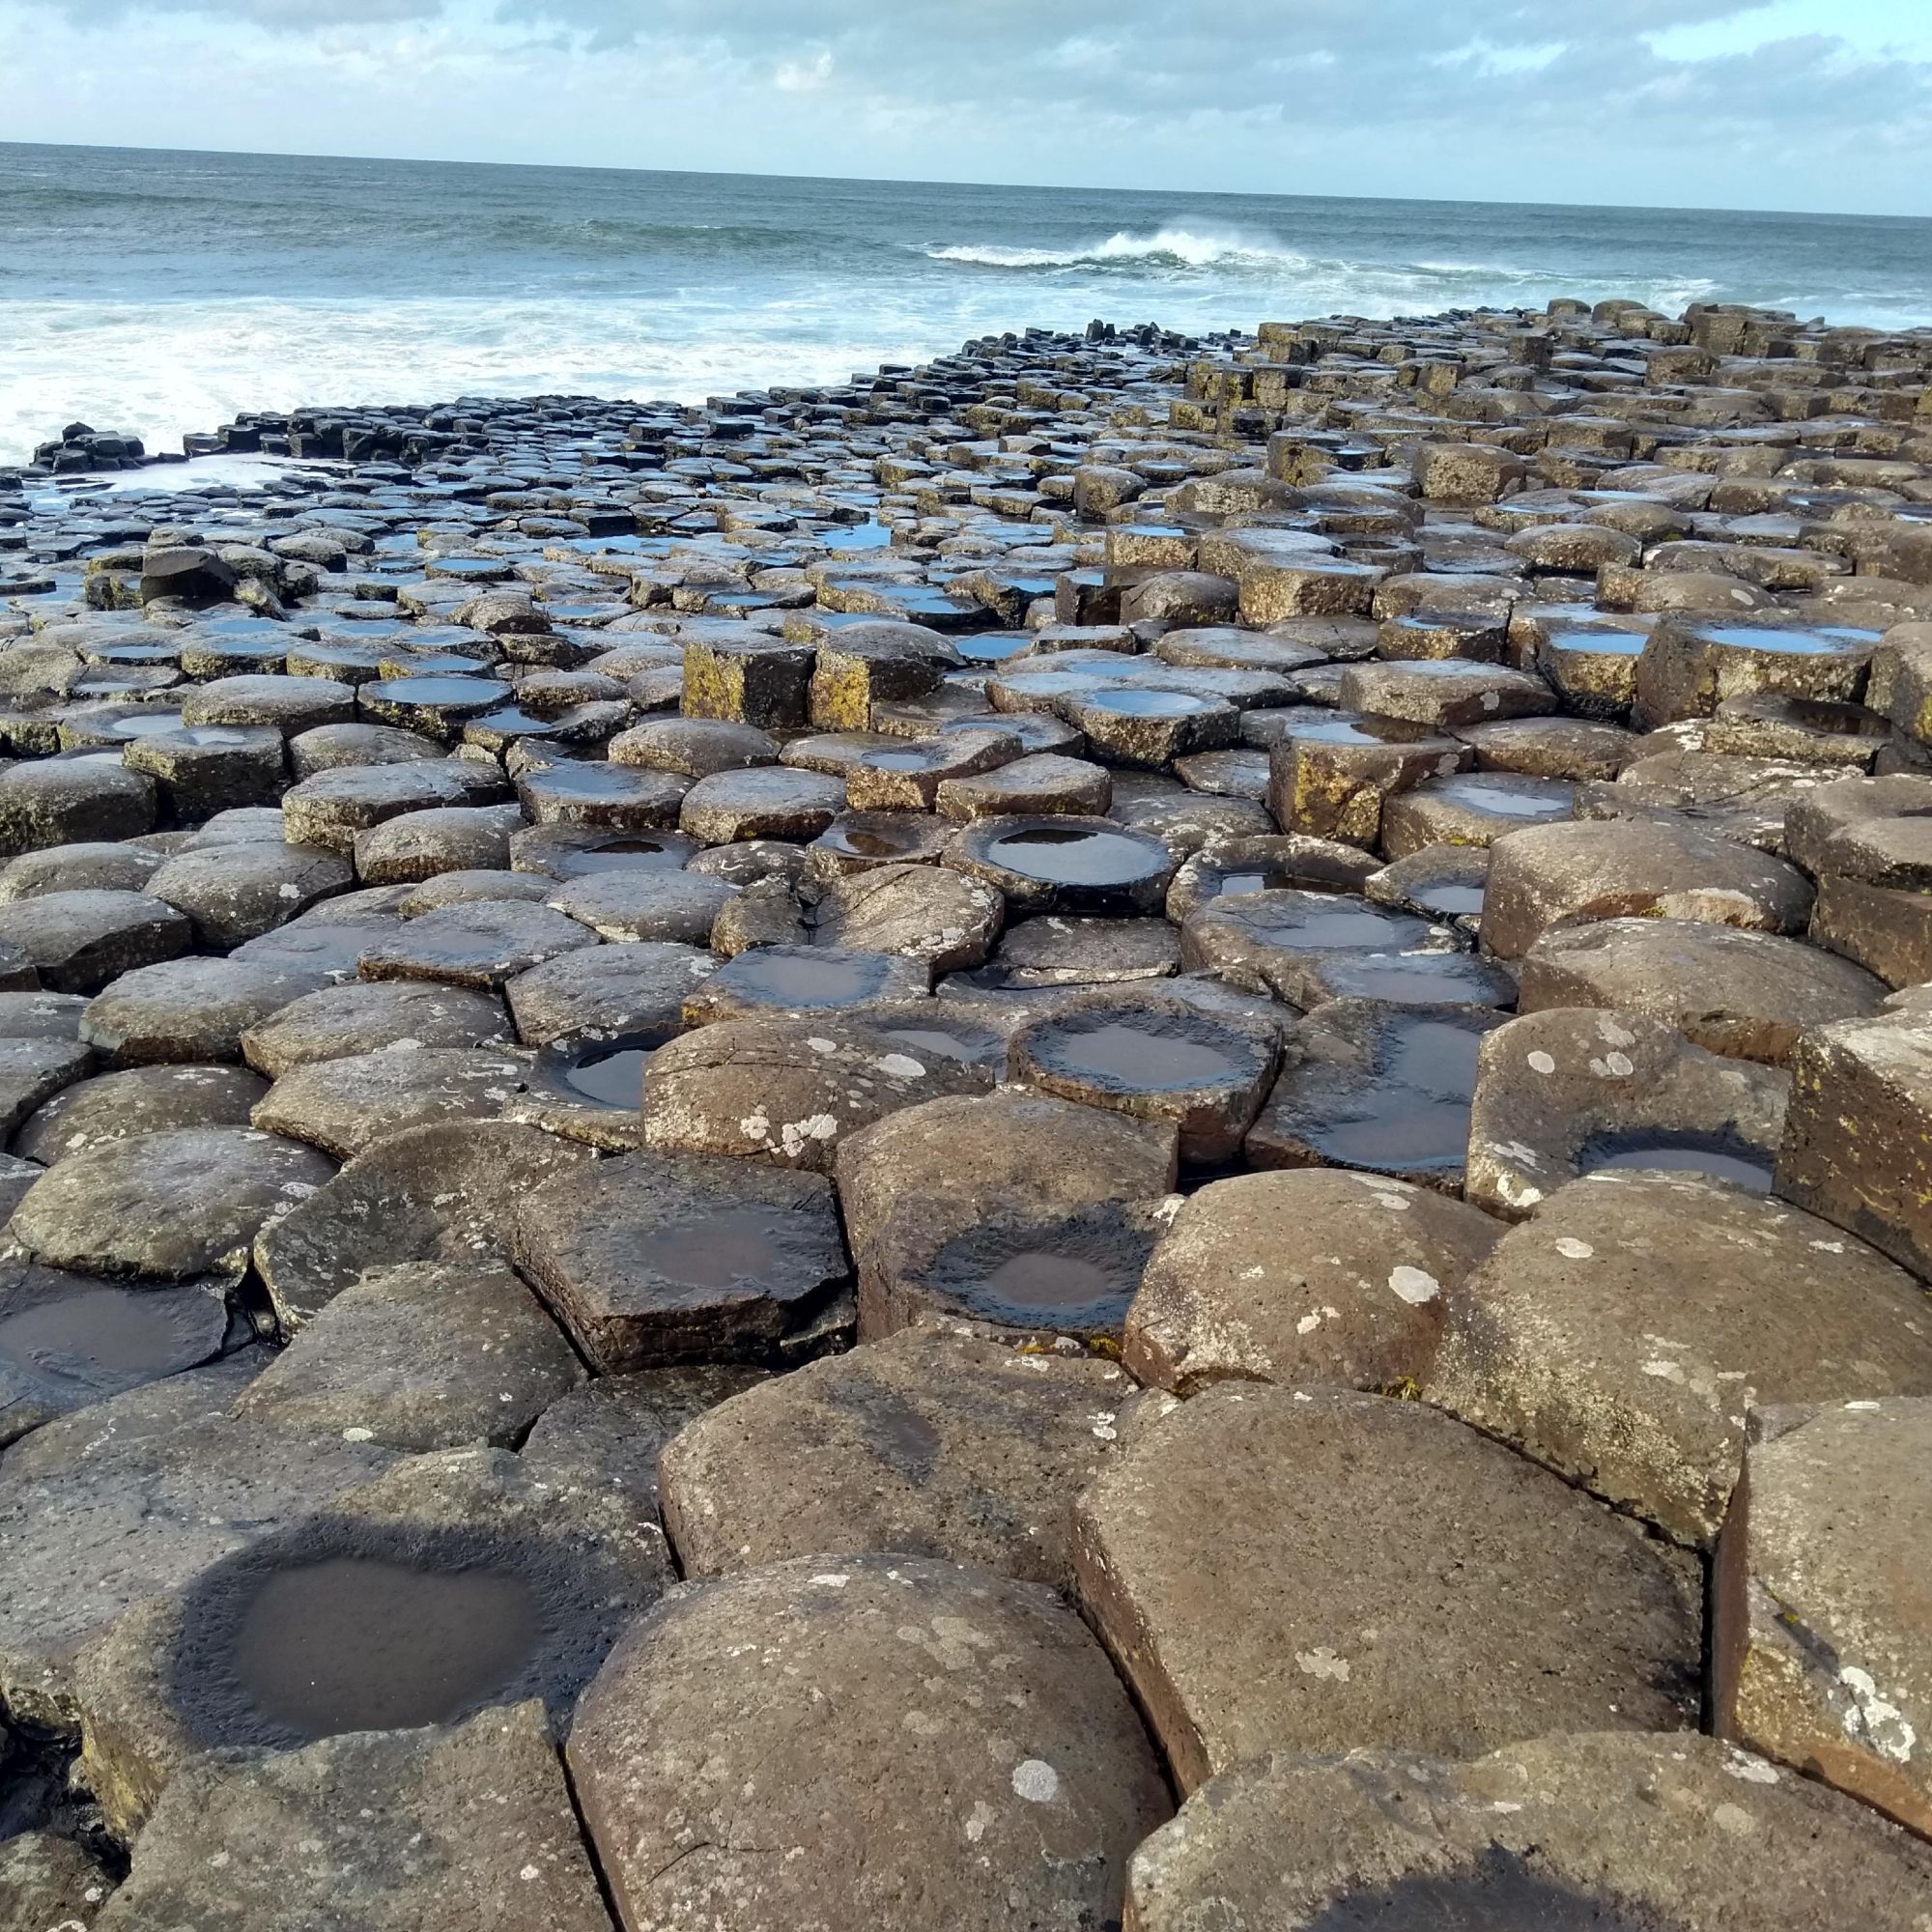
7;299;1932;1918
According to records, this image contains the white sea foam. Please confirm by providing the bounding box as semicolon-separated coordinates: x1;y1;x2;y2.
927;226;1309;270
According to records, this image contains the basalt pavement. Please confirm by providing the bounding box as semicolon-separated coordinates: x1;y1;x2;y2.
2;300;1932;1927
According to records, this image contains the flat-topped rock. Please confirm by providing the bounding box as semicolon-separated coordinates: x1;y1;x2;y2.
239;977;510;1075
250;1044;528;1156
1073;1382;1699;1792
1429;1170;1932;1546
14;1063;268;1164
1123;1731;1932;1932
0;889;191;994
568;1552;1169;1932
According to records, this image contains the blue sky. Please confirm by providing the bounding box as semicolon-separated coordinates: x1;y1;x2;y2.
4;0;1930;213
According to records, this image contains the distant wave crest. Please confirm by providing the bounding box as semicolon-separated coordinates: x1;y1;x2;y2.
926;227;1311;272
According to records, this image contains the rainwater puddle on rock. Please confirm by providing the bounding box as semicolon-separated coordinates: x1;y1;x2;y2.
1307;1021;1484;1169
551;834;693;874
983;823;1165;888
922;1208;1153;1332
556;1032;672;1107
231;1556;541;1741
0;1287;211;1382
1308;1848;1673;1931
641;1208;803;1291
727;950;880;1005
1051;1020;1239;1089
1582;1137;1775;1191
1085;689;1211;718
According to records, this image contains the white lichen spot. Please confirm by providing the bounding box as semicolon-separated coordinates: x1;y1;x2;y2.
1388;1266;1438;1305
1713;1803;1756;1836
1721;1751;1780;1785
964;1801;996;1843
1089;1411;1119;1441
810;1573;850;1588
1526;1050;1557;1075
1295;1647;1351;1682
779;1113;838;1157
1011;1758;1060;1804
740;1110;771;1142
520;1863;541;1882
875;1053;927;1080
806;1037;838;1055
342;1427;374;1442
1553;1236;1594;1260
1641;1359;1687;1383
1840;1666;1918;1762
1296;1311;1324;1335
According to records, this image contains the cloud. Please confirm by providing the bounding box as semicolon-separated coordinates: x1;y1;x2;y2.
9;0;1932;211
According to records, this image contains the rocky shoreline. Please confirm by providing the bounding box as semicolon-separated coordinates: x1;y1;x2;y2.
2;298;1932;1926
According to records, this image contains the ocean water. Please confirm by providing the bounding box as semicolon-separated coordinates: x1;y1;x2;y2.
5;141;1931;468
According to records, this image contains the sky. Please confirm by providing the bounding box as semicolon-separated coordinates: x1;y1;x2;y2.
4;0;1931;214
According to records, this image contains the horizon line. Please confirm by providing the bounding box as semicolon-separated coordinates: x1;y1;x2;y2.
4;135;1926;227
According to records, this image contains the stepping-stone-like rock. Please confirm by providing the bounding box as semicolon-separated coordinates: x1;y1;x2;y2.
1519;915;1888;1063
810;809;954;875
836;1089;1177;1328
179;671;355;733
0;1034;91;1135
1246;996;1504;1187
545;866;732;943
568;1552;1169;1932
0;1830;111;1929
684;944;931;1025
253;1119;595;1330
682;629;814;727
807;862;1003;972
75;1445;669;1835
610;714;777;776
1124;1169;1502;1396
950;814;1177;913
1009;991;1280;1162
679;765;844;842
987;913;1179;987
14;1064;268;1164
1786;770;1932;887
1716;1397;1932;1836
1123;1731;1932;1932
239;978;510;1076
123;724;286;819
808;619;962;726
511;822;697;881
0;990;87;1040
503;938;713;1046
1635;613;1879;727
520;1363;770;1525
144;839;354;948
660;1327;1133;1590
641;1013;989;1171
1482;818;1813;958
231;1259;581;1450
251;1044;529;1158
0;890;190;994
1265;714;1468;846
0;839;160;902
0;758;156;855
280;760;478;854
0;1355;394;1724
398;866;554;915
77;956;313;1066
1072;1383;1700;1791
286;720;445;777
353;803;523;883
512;1150;850;1369
934;751;1111;819
1429;1170;1932;1546
1340;657;1555;729
357;898;596;988
93;1702;612;1932
0;1262;238;1446
1464;1007;1790;1217
1379;768;1575;856
11;1125;333;1283
843;728;1021;810
1165;831;1377;921
1777;1008;1932;1278
515;759;688;831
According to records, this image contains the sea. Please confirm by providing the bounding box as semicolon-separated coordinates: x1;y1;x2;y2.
5;140;1932;469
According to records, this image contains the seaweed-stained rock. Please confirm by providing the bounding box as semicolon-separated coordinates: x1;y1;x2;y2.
239;979;510;1076
1482;818;1814;958
511;1150;850;1369
252;1119;596;1330
1463;1007;1790;1219
1716;1397;1932;1836
93;1703;612;1932
640;1013;989;1172
1776;1007;1932;1279
250;1045;528;1158
1122;1732;1932;1932
0;1356;394;1724
0;890;191;994
1072;1383;1699;1792
11;1125;333;1282
568;1553;1169;1932
1123;1169;1501;1396
231;1259;582;1450
659;1327;1132;1590
1429;1170;1932;1546
1519;916;1888;1063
